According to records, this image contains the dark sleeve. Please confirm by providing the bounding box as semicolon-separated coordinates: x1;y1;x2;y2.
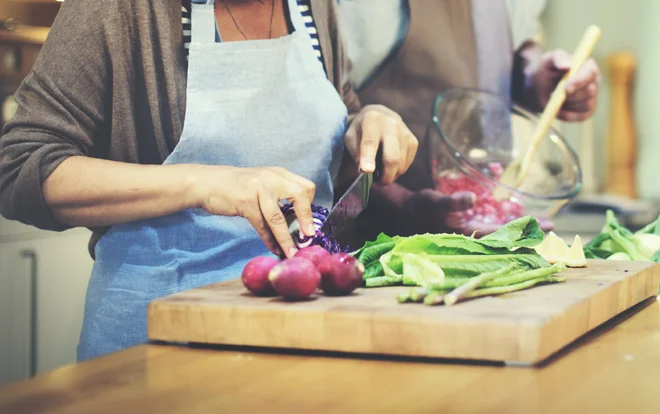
0;0;112;231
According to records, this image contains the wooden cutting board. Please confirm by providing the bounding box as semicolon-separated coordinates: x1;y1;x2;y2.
147;260;660;365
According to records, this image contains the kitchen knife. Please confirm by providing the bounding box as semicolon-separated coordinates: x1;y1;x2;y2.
320;170;373;244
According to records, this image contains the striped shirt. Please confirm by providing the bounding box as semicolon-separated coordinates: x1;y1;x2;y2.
181;0;322;61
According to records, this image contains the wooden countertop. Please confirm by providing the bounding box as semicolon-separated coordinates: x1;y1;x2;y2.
0;296;658;413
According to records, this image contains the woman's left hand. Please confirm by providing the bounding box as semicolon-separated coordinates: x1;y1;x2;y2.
343;105;419;185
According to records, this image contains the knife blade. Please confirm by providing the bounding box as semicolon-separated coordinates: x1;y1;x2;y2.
320;171;373;244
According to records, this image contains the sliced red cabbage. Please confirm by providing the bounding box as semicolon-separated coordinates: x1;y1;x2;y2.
281;203;348;254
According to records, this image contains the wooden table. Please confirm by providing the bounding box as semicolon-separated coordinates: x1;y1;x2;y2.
0;296;658;413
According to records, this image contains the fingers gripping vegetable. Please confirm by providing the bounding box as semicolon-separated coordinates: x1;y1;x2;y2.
281;204;348;255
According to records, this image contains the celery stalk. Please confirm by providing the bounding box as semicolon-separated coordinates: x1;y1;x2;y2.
427;263;566;291
423;292;445;306
444;264;516;306
365;276;401;288
409;288;430;303
458;276;567;300
397;291;412;303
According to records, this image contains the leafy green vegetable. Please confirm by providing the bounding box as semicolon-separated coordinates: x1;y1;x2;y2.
355;234;398;265
652;250;660;262
478;216;546;249
635;213;660;236
363;262;384;279
630;233;660;258
379;251;548;280
401;253;445;287
603;210;647;261
584;248;613;260
582;209;660;262
584;232;611;251
354;216;567;304
608;252;631;261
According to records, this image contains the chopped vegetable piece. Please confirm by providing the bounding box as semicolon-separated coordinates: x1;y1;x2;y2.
534;232;569;264
409;288;430;303
397;291;412;303
423;292;445;306
567;235;587;267
281;204;347;254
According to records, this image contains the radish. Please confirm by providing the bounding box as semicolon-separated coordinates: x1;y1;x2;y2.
241;256;279;296
317;253;365;296
268;257;321;300
294;245;331;267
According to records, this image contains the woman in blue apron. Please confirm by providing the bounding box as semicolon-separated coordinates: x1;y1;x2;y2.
75;0;419;361
0;0;417;362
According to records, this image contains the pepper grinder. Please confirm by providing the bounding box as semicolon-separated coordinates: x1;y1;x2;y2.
604;51;637;198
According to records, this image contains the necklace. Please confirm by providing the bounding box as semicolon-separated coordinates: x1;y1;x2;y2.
221;0;275;40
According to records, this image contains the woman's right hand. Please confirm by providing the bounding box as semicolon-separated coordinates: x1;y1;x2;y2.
194;166;318;258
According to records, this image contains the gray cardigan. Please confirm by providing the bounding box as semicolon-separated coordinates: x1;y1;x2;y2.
0;0;360;255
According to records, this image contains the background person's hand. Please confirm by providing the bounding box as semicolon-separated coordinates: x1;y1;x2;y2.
195;166;318;258
344;105;418;184
523;49;601;122
398;189;476;235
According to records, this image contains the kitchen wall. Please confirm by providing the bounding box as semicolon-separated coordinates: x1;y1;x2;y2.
541;0;659;200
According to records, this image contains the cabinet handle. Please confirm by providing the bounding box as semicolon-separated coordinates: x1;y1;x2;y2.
20;250;37;377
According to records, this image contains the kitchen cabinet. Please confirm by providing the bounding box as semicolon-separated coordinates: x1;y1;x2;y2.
0;219;93;384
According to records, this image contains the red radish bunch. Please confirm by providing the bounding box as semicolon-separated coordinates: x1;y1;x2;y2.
241;246;365;301
435;162;525;225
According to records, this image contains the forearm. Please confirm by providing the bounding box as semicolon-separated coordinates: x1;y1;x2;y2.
43;156;203;227
511;40;544;108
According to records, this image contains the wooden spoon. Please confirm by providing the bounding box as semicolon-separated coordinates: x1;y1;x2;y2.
494;25;602;201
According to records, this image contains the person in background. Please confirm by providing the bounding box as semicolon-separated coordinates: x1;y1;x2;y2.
0;0;418;361
338;0;601;241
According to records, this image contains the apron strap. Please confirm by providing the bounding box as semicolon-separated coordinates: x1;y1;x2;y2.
191;0;216;44
286;0;306;34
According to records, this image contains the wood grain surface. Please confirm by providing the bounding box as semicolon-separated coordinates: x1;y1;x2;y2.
147;260;660;364
1;296;659;414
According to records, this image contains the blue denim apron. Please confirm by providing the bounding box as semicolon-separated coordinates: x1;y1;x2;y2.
77;0;347;362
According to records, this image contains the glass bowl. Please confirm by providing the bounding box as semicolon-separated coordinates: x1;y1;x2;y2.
428;88;583;228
